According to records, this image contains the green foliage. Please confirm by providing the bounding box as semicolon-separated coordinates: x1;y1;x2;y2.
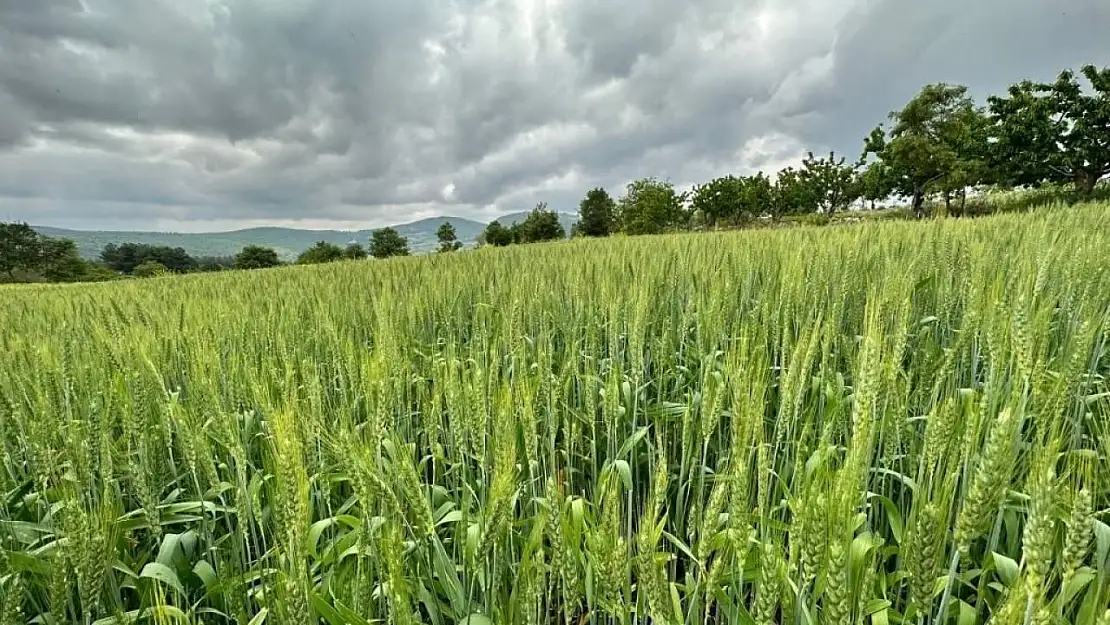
132;260;169;278
575;187;616;236
235;244;282;269
617;177;689;235
481;220;515;247
437;221;464;252
800;151;859;215
0;222;40;279
297;241;346;265
343;243;368;260
370;227;410;258
2;204;1109;624
988;64;1110;194
771;166;817;218
690;173;774;226
100;242;198;274
0;221;102;283
857;161;896;210
516;202;566;243
865;83;987;217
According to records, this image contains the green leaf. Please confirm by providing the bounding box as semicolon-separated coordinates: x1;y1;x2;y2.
1061;568;1095;606
615;426;649;458
1094;520;1110;570
958;599;978;625
192;561;217;590
140;562;185;595
992;552;1020;586
246;608;269;625
459;615;493;625
436;509;464;526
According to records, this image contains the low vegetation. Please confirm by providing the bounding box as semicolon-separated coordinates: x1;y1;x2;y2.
2;201;1108;624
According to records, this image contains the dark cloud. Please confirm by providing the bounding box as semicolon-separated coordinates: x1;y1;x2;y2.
0;0;1107;231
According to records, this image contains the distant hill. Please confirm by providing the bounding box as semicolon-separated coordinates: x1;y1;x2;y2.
33;216;489;260
31;211;579;260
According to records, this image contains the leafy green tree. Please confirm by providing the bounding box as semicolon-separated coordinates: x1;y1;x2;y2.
133;261;169;278
437;222;464;252
575;187;616;236
771;167;817;218
857;161;896;210
800;151;859;216
100;243;196;274
0;222;41;280
235;245;281;270
691;175;747;227
370;227;410;258
196;256;235;272
297;241;345;264
988;64;1110;195
740;172;774;219
863;83;986;218
39;238;89;282
517;202;566;243
343;243;368;260
481;220;514;247
617;178;689;235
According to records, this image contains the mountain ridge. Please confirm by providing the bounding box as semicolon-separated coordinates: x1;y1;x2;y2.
32;212;577;260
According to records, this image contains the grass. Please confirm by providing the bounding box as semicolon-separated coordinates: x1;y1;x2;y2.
1;202;1109;625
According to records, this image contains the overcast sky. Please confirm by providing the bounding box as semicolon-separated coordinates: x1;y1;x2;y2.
1;0;1107;232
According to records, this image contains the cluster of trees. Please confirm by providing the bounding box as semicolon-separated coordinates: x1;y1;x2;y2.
480;203;567;246
517;62;1106;240
0;223;115;283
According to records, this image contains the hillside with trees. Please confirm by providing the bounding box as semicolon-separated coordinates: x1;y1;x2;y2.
5;63;1108;284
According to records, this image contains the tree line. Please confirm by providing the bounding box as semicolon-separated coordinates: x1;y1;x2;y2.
493;62;1107;243
4;64;1105;281
0;224;451;283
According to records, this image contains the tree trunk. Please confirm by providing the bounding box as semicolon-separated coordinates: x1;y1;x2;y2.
912;190;925;219
869;199;875;211
1075;170;1097;196
943;190;951;216
959;188;967;217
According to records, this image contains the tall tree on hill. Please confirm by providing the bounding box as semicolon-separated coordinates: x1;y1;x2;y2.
370;227;410;258
863;83;986;218
235;245;281;270
481;220;514;246
437;221;464;252
0;222;41;280
857;160;896;210
297;241;345;264
343;243;368;260
800;151;859;216
38;238;89;282
988;64;1110;195
617;178;689;235
690;175;747;227
771;166;817;219
574;187;616;237
518;202;565;243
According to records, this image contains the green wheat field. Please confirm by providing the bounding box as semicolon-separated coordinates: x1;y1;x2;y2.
2;203;1110;625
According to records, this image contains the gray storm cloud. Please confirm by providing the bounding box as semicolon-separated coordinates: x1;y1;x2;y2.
1;0;1107;231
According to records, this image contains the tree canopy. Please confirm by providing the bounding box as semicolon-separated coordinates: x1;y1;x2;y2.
988;64;1110;194
863;83;987;217
575;187;616;236
481;220;514;247
297;241;345;265
235;245;282;270
516;203;566;243
437;222;464;252
617;178;689;235
370;228;410;258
